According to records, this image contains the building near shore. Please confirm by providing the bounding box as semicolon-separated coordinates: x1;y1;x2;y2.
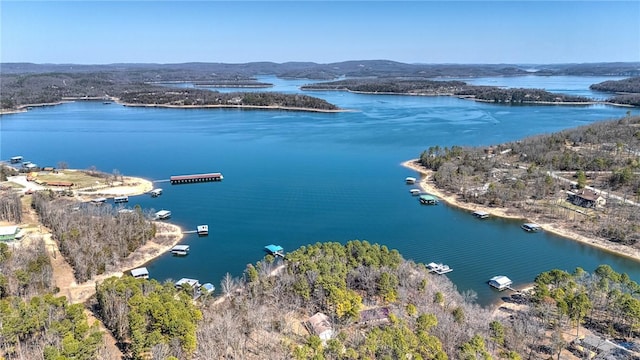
0;226;22;242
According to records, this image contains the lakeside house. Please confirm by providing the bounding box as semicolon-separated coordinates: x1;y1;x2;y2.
357;307;391;326
305;312;334;342
567;189;606;208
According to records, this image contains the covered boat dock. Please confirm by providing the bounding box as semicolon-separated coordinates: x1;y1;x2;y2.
170;172;223;185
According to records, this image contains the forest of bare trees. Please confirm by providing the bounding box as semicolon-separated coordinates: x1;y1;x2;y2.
31;191;156;282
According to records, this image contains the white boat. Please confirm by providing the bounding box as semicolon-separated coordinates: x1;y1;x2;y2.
405;177;417;184
409;189;421;196
427;262;453;274
472;211;490;219
171;244;190;256
150;188;163;197
114;196;129;203
154;210;171;220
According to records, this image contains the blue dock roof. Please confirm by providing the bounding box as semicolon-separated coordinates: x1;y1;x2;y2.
265;244;284;253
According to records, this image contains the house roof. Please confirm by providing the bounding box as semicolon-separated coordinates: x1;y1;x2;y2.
0;226;19;236
307;312;332;337
574;189;602;201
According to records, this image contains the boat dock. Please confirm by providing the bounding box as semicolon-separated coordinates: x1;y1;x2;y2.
154;210;171;220
197;225;208;236
265;244;284;257
171;244;190;256
419;194;439;205
170;172;223;185
427;262;453;274
150;188;163;197
472;210;490;219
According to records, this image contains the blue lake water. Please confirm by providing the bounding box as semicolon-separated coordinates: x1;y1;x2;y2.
1;76;637;307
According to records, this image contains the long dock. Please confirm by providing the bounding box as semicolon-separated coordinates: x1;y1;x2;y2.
170;172;223;185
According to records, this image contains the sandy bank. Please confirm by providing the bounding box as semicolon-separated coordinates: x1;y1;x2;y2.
75;176;154;200
401;159;640;263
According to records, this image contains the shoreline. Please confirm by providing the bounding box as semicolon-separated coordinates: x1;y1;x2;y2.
401;159;640;264
0;98;351;115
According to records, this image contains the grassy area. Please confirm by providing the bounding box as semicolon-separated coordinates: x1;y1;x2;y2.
32;169;113;189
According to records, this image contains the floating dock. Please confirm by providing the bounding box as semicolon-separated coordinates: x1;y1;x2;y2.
171;244;190;256
154;210;171;220
170;173;223;185
410;189;421;196
265;244;284;257
405;176;417;184
197;225;209;236
130;267;149;279
521;223;541;232
488;275;513;291
472;211;490;219
427;262;453;274
114;196;129;203
419;194;439;205
150;188;163;197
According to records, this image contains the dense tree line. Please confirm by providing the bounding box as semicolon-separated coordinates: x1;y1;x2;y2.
529;265;640;358
0;72;339;111
31;191;156;283
0;191;22;223
0;241;112;359
119;88;339;110
419;115;640;246
303;78;592;104
591;77;640;93
95;276;202;360
0;293;105;359
194;240;512;359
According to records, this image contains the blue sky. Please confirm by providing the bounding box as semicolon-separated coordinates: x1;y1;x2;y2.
1;1;639;64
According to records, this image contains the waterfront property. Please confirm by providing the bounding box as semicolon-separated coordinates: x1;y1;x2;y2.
427;262;453;274
419;194;438;205
130;267;149;279
567;189;606;208
488;275;513;291
521;223;541;232
472;211;490;219
265;244;284;257
305;312;334;341
171;244;190;256
0;226;22;242
405;177;417;184
197;225;209;236
154;210;171;220
170;172;223;185
114;196;129;203
150;188;163;197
